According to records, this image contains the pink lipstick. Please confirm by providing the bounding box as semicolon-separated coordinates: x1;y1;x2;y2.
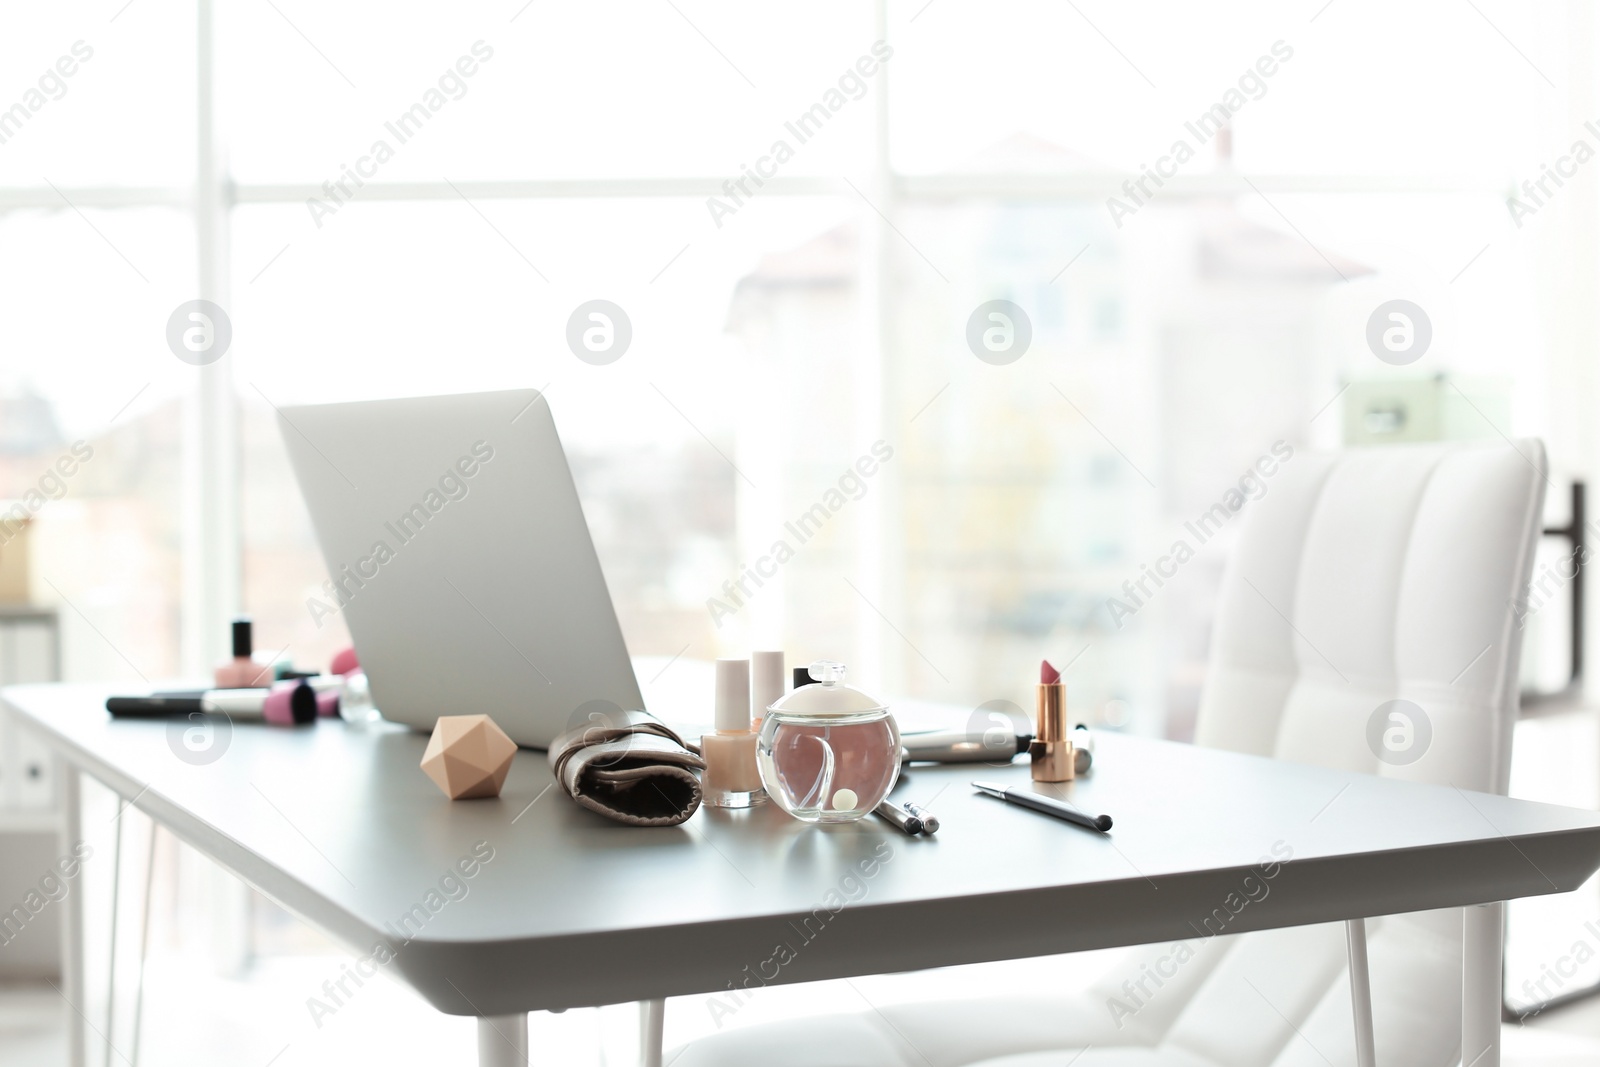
1030;659;1073;782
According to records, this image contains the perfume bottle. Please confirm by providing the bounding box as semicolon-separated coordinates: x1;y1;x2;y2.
757;661;900;824
701;659;767;809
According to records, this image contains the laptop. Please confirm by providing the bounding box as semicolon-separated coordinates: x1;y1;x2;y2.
277;388;645;748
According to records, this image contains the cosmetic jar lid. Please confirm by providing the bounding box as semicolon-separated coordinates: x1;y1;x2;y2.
766;661;885;716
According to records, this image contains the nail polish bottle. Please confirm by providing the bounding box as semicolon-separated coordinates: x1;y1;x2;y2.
701;659;766;809
751;650;785;729
214;618;271;689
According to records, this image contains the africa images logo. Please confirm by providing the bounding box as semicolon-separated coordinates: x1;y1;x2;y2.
1366;699;1431;766
166;300;232;366
1365;300;1431;366
966;300;1032;365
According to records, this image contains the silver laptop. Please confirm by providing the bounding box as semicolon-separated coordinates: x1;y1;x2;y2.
277;388;645;748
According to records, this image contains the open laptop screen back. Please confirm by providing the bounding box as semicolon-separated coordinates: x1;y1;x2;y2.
277;388;644;748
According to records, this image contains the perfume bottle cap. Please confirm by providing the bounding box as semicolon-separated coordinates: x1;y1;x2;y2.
767;661;885;716
714;658;752;732
751;651;785;715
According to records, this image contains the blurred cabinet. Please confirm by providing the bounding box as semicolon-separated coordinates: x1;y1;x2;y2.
0;606;63;980
0;607;61;808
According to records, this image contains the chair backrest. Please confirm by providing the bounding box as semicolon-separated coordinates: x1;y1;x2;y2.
1195;439;1548;795
1136;439;1550;1067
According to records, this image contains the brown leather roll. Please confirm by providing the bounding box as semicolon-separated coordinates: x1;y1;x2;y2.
546;709;705;826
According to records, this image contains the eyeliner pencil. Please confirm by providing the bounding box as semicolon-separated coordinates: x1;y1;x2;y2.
972;781;1112;833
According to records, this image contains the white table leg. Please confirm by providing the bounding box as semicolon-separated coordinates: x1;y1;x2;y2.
1464;902;1504;1067
1345;918;1377;1067
105;810;123;1067
60;761;86;1067
477;1013;529;1067
131;824;156;1066
640;998;665;1067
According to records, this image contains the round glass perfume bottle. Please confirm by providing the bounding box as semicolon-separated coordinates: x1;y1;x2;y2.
757;661;900;823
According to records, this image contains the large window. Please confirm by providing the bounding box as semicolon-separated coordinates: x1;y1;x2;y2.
9;0;1583;721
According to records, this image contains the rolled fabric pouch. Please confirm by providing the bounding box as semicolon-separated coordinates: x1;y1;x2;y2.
547;709;706;826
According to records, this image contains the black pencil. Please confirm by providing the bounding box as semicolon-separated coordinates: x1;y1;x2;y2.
972;781;1112;833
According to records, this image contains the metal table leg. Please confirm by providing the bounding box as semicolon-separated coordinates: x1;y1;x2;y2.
640;998;665;1067
1345;918;1377;1067
60;763;86;1067
1465;902;1505;1067
477;1013;529;1067
131;824;157;1065
105;811;123;1067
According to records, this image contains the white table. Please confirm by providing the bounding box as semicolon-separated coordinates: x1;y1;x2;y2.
9;682;1600;1066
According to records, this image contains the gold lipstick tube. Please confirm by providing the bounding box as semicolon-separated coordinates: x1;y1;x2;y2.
1029;682;1074;782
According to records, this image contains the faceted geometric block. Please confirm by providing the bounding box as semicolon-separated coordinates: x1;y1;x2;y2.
420;714;517;800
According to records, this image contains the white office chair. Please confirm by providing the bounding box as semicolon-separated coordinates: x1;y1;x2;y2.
671;438;1549;1067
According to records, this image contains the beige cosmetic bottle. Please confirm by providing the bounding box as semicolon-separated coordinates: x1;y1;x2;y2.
701;658;767;808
